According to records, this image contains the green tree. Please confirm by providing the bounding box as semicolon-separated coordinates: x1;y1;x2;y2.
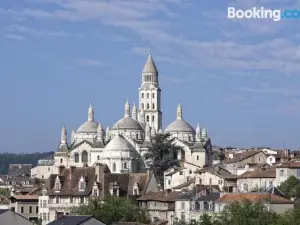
278;176;300;199
275;207;300;225
215;199;278;225
72;197;150;225
144;133;183;187
0;188;10;197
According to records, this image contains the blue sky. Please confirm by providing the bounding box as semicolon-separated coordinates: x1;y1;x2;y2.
1;0;300;153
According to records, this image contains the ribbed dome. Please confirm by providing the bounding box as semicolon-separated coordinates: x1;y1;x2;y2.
142;54;158;74
165;119;195;133
112;117;143;130
77;121;99;133
105;135;133;150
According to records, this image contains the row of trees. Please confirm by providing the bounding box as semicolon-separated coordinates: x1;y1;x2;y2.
175;200;300;225
0;152;54;174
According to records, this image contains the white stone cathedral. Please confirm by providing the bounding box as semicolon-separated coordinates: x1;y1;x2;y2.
53;53;213;174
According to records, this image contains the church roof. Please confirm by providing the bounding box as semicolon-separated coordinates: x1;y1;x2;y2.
112;117;143;131
77;120;99;133
142;54;158;74
165;119;195;133
105;135;134;150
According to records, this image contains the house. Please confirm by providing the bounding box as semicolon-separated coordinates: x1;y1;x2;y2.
224;150;267;175
237;168;276;192
31;156;55;180
0;197;9;210
175;187;220;223
0;209;33;225
214;192;293;214
137;190;182;224
195;165;237;192
276;161;300;186
9;194;39;223
47;215;106;225
164;167;196;190
41;164;159;224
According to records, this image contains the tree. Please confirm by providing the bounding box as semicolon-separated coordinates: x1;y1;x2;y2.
275;207;300;225
278;175;300;199
215;200;278;225
71;197;150;225
0;188;10;197
144;133;183;187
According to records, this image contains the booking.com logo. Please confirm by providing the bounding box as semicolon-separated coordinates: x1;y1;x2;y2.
228;7;300;22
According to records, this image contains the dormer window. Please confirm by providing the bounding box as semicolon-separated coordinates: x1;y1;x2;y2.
55;182;60;192
42;189;47;196
79;181;86;191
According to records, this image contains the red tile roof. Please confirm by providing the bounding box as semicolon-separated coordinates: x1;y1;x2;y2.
277;161;300;168
239;168;276;178
215;193;292;204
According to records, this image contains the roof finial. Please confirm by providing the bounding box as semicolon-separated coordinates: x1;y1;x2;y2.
88;103;94;122
125;100;130;117
177;103;182;119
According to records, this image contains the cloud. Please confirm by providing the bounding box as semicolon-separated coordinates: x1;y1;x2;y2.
76;58;104;67
223;95;251;107
2;0;300;75
2;33;26;41
6;25;76;38
238;86;300;97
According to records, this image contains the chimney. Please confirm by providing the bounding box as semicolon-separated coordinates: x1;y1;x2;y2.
165;189;172;195
58;166;65;175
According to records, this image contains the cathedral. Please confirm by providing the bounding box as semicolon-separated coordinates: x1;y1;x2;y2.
53;53;213;173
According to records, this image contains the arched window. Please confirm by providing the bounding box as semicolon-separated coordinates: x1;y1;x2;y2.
97;155;100;161
152;115;155;122
141;103;144;109
74;153;79;163
197;155;199;160
147;93;149;98
136;134;139;139
146;115;150;122
147;103;150;109
112;163;116;172
152;93;155;98
152;103;155;109
82;151;88;163
124;162;127;169
60;158;63;164
141;93;144;98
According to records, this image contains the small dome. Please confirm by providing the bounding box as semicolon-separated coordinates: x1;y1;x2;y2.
105;135;134;151
112;117;143;130
165;119;195;133
77;121;99;133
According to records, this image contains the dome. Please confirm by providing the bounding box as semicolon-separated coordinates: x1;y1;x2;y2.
77;121;99;133
165;119;195;133
112;117;143;130
105;135;134;150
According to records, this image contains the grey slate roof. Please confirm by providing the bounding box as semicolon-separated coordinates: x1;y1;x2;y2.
176;190;220;202
0;209;8;215
197;165;237;179
48;215;105;225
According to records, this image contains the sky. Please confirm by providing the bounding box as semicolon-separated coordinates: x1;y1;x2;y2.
1;0;300;153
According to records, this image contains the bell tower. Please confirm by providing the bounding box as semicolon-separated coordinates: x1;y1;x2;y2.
138;51;162;131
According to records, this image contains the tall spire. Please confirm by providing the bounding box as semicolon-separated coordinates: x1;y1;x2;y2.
132;103;137;120
97;123;104;140
139;108;145;123
61;126;67;144
196;122;201;141
124;100;130;117
202;128;207;138
88;103;94;122
177;103;183;119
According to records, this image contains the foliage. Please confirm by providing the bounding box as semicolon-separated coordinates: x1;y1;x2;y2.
0;188;10;197
0;152;54;174
71;197;150;225
278;175;300;199
143;133;183;187
216;199;278;225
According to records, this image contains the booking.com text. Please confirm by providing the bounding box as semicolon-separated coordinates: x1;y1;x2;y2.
228;7;300;21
